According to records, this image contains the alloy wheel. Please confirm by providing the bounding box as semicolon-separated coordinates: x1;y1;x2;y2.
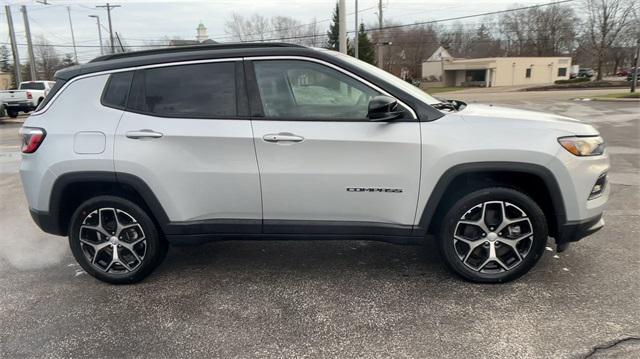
453;201;534;274
78;208;147;274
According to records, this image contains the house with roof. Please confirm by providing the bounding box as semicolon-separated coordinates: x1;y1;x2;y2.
169;22;218;47
422;46;571;87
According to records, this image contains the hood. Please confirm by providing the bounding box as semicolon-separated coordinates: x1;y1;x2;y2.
458;103;598;135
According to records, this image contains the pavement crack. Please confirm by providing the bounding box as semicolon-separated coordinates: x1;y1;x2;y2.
582;336;640;358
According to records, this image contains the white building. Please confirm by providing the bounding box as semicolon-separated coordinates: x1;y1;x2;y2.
422;46;572;87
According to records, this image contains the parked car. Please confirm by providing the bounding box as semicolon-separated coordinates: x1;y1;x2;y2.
0;81;56;117
616;68;630;77
577;68;594;78
19;44;609;284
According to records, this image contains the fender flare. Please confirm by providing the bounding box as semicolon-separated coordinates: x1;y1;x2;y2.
47;171;170;235
412;162;567;236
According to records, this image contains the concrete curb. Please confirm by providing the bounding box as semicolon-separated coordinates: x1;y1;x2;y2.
591;97;640;102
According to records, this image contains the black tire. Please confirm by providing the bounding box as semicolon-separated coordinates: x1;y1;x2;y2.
7;110;18;118
69;195;168;284
438;187;548;283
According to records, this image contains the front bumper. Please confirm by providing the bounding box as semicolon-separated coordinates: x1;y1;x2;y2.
556;213;604;245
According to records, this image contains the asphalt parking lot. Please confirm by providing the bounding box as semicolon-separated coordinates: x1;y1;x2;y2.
0;89;638;358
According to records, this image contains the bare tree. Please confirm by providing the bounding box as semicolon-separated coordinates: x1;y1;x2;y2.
500;4;578;56
584;0;636;80
224;13;322;45
34;36;61;80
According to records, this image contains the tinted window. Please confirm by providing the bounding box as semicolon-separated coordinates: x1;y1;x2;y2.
253;60;379;120
102;72;133;109
20;82;45;90
128;62;236;118
557;67;567;77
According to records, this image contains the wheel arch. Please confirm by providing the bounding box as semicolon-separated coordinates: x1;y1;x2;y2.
414;162;566;239
47;171;170;236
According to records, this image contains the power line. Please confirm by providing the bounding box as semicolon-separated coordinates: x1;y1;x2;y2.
211;5;378;41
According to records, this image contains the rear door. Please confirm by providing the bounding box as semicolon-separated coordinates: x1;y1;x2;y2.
247;58;421;234
113;60;262;234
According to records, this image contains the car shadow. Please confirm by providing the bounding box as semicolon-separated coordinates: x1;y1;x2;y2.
154;238;453;282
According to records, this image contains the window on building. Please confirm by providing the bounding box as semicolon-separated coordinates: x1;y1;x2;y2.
525;68;532;78
128;62;237;118
557;67;567;77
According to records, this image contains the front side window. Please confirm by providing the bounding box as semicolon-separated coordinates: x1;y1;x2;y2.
128;62;236;118
253;60;379;120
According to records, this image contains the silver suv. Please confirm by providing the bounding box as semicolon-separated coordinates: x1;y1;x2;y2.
20;44;609;284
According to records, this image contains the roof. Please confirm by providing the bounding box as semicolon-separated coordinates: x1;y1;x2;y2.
56;43;308;81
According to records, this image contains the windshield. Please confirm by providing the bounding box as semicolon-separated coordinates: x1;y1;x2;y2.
19;82;45;90
321;49;441;105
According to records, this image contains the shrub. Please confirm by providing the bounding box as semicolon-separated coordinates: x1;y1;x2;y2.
554;77;590;84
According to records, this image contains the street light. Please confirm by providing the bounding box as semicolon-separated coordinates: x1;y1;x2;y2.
88;15;103;56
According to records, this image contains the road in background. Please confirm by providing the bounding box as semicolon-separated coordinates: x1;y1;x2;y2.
0;93;638;358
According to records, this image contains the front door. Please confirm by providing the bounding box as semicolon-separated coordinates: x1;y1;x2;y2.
247;59;421;234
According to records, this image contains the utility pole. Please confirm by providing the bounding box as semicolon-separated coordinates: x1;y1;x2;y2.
5;6;22;85
377;0;384;69
354;0;358;59
66;7;79;64
89;15;104;56
631;38;639;93
338;0;347;54
96;3;121;54
20;6;37;81
378;0;383;29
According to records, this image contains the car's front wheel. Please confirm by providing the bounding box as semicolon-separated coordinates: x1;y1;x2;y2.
69;196;168;284
438;187;548;283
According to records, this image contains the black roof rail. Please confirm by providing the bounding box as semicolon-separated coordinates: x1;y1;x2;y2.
89;42;306;63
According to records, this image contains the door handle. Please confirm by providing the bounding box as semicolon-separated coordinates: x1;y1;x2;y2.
263;133;304;143
126;129;164;139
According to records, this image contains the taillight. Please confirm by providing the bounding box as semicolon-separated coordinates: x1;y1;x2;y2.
27;91;33;99
19;127;46;153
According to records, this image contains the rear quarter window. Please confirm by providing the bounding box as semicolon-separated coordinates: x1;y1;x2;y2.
102;72;134;110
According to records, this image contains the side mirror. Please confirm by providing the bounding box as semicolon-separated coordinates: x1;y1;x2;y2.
367;95;405;121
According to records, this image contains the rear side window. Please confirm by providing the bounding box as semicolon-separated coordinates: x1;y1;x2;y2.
35;79;66;111
102;71;133;109
128;62;236;118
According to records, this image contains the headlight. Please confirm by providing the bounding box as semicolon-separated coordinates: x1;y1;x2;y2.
558;136;605;156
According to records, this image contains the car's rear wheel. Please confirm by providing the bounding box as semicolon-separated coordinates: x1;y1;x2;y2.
7;110;18;118
438;187;548;283
69;196;168;284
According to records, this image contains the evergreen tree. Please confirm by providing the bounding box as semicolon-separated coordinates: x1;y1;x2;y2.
356;23;375;64
0;45;11;73
20;63;32;81
325;2;352;53
61;53;76;68
326;3;340;50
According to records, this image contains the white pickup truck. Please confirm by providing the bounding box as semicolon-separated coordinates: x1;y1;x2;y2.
0;81;56;118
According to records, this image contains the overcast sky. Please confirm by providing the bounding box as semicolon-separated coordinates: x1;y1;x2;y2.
1;0;568;63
